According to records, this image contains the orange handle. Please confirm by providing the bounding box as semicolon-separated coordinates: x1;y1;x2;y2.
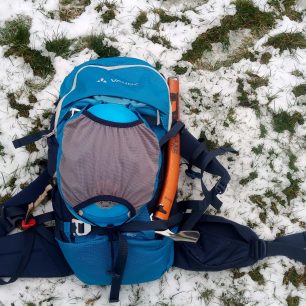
154;78;180;220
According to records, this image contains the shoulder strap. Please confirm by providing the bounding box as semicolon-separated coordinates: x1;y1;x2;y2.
179;128;238;230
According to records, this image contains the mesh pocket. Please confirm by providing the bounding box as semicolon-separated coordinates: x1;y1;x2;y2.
57;235;174;285
59;113;160;210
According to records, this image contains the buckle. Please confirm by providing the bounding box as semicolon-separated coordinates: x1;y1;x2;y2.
20;218;37;230
0;206;24;233
71;219;91;236
215;179;226;194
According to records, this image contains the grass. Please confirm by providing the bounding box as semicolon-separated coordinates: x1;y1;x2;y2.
82;35;120;57
252;144;264;155
59;0;91;22
272;111;304;134
132;11;148;31
0;17;54;78
246;72;269;89
260;52;272;64
288;151;298;172
283;266;306;287
248;267;265;285
45;35;73;58
286;296;300;306
149;34;171;49
0;16;31;46
0;144;5;157
199;289;214;304
239;171;258;185
7;93;32;118
223;107;236;127
182;0;275;62
249;194;267;209
268;0;303;21
173;65;188;75
292;83;306;97
282;172;300;203
153;9;190;25
101;9;116;23
265;32;306;53
259;124;267;138
28;93;37;104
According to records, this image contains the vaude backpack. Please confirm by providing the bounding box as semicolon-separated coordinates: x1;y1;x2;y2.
1;57;305;303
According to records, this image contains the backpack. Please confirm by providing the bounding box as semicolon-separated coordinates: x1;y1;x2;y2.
1;57;305;303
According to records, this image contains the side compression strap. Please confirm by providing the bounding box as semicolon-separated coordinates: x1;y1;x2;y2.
12;129;52;149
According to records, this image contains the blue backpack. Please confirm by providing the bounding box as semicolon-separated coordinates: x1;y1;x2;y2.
1;57;305;302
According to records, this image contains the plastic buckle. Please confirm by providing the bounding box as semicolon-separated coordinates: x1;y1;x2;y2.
0;206;24;233
215;179;226;194
20;218;37;230
72;219;91;236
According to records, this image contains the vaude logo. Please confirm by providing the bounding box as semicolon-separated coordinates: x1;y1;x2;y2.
96;77;139;86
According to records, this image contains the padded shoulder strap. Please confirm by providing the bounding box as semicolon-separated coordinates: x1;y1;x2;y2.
179;128;238;230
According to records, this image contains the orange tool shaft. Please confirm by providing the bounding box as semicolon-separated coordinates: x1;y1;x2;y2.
154;77;180;220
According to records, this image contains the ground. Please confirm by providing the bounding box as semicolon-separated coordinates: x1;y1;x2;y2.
0;0;306;305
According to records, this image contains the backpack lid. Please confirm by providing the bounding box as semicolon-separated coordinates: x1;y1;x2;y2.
56;57;171;131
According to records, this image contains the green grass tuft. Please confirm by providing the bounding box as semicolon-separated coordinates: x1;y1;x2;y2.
45;35;73;58
0;144;5;157
247;72;269;89
173;65;188;75
272;111;304;134
83;35;120;57
28;93;37;104
265;32;306;53
259;124;267;138
149;35;171;49
132;11;148;31
286;296;300;306
252;144;264;155
288;151;298;172
0;16;31;47
260;52;272;64
153;9;190;24
292;83;306;97
7;93;32;118
101;9;116;23
239;171;258;185
282;172;300;203
283;266;306;287
182;0;275;62
248;267;265;285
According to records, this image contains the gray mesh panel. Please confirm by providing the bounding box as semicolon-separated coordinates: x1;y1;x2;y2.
59;114;160;210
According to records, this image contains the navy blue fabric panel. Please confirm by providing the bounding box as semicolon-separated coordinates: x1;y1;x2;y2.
0;228;72;278
174;215;258;271
4;170;50;208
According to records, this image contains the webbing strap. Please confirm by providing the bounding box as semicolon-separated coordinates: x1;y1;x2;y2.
159;121;185;147
265;232;306;264
109;233;128;303
12;129;52;149
0;229;35;285
180;146;237;230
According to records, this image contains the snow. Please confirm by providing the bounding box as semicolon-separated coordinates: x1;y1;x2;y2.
0;0;305;305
